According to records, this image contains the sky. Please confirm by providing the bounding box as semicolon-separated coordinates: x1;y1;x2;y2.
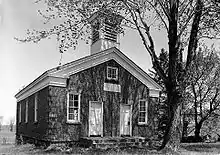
0;0;169;125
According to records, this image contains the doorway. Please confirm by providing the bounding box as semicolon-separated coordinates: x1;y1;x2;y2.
120;104;132;136
89;101;103;136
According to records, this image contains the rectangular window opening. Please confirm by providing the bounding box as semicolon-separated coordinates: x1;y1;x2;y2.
67;93;80;123
107;66;118;80
138;100;148;124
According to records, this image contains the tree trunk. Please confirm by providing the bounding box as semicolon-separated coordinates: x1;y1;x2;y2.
159;89;183;150
195;121;203;140
182;113;189;139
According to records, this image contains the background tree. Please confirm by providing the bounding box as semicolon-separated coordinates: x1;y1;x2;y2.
16;0;220;150
0;116;3;131
185;46;220;140
9;117;15;132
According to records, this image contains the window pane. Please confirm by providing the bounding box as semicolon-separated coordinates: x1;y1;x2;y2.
107;67;118;79
74;101;78;107
140;101;145;107
69;108;74;113
74;95;78;101
139;117;145;123
73;109;78;121
74;112;78;120
140;106;146;111
69;114;74;120
69;94;73;100
140;112;146;117
69;101;73;107
108;69;111;77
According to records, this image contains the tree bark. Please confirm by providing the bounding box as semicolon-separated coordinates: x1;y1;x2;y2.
195;122;202;139
159;89;183;150
182;113;188;139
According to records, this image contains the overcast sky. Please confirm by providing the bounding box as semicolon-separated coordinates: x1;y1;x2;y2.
0;0;169;124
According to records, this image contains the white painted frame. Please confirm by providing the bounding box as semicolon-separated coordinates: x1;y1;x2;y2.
66;93;81;123
88;101;103;137
120;104;132;136
107;66;118;80
34;93;38;122
25;99;28;123
138;100;148;125
19;103;21;123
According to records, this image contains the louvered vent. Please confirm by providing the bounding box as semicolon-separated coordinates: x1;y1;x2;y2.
89;11;122;55
104;23;117;43
92;23;100;44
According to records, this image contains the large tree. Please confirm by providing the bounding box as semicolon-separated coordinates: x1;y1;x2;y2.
17;0;220;150
185;47;220;140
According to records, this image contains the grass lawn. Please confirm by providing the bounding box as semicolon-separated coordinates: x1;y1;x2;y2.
0;130;220;155
0;130;15;144
1;143;220;155
181;142;220;154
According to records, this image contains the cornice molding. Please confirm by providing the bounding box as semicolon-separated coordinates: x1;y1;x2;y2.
15;76;66;102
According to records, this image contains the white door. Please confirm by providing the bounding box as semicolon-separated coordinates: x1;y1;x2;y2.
120;105;132;136
89;101;103;136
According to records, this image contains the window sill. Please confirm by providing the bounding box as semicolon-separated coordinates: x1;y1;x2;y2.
107;77;118;81
138;123;148;126
66;121;81;125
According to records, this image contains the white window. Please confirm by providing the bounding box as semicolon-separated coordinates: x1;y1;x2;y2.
139;100;148;124
34;93;38;122
107;66;118;80
19;103;21;123
25;99;28;123
67;93;80;123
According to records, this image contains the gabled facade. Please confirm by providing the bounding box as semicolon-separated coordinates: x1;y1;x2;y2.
15;47;161;144
15;11;162;145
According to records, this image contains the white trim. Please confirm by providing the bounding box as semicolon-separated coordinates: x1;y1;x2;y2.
130;104;132;136
25;99;28;123
34;93;38;122
138;100;148;125
88;101;103;137
15;76;66;102
66;93;81;123
149;89;160;97
19;103;21;123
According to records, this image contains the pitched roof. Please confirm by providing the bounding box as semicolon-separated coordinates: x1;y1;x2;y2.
15;47;162;102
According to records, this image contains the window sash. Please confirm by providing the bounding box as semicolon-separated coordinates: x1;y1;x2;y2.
138;100;148;124
67;94;80;122
107;66;118;80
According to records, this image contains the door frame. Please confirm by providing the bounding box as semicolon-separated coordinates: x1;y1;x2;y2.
120;104;132;136
88;101;104;137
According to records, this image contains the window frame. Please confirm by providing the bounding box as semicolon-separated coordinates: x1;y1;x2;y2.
67;93;81;123
138;100;148;125
19;103;21;123
107;66;118;80
34;93;38;122
25;99;28;123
